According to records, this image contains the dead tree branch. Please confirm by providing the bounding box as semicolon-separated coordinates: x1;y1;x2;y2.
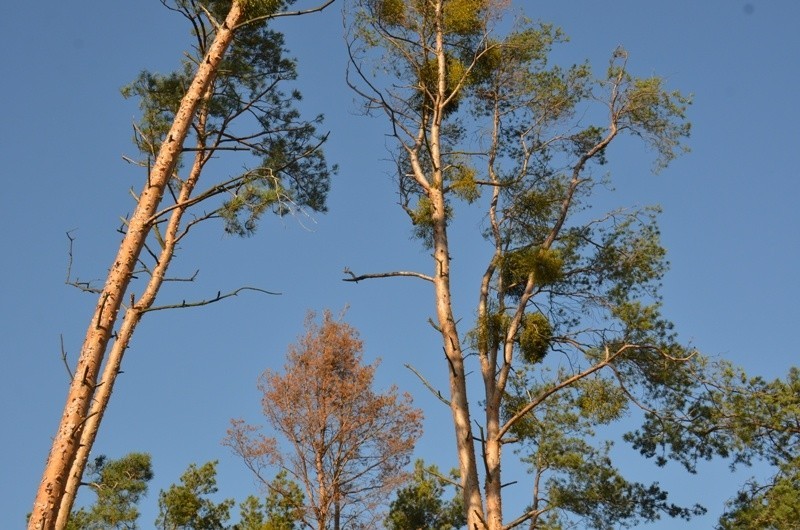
234;0;336;29
342;267;433;283
502;507;546;530
141;286;279;314
64;231;102;294
423;465;462;490
405;363;450;406
60;335;74;382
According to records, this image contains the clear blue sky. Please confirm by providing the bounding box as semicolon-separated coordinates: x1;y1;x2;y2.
1;1;798;527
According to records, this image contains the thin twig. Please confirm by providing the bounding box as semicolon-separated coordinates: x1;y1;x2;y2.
141;286;279;313
64;231;102;293
60;335;74;382
163;270;200;283
64;230;76;284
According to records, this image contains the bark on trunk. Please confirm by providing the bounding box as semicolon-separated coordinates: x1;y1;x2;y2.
426;2;486;525
29;4;244;529
333;494;340;530
484;413;503;530
53;90;214;530
430;189;485;530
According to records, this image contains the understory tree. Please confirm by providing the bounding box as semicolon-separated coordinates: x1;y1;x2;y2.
32;1;336;528
66;456;304;530
235;471;305;530
343;0;722;528
226;310;424;530
65;453;153;530
385;459;465;530
156;461;235;530
156;464;307;530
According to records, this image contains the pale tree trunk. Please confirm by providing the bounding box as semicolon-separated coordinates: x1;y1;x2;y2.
430;188;485;530
427;1;485;526
484;387;503;530
53;88;215;530
481;100;505;530
29;4;245;529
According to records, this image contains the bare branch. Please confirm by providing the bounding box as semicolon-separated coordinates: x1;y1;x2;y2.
234;0;336;29
64;231;102;294
404;363;450;406
342;267;433;283
139;240;161;271
141;286;279;314
175;212;219;244
60;335;74;382
498;360;609;441
163;269;200;283
195;1;221;30
64;230;77;285
503;507;545;530
423;465;462;490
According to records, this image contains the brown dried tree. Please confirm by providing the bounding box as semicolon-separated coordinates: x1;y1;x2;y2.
226;310;423;530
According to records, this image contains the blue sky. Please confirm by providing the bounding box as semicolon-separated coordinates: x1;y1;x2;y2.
1;0;798;527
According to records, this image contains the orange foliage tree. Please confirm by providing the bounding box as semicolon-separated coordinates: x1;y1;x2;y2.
226;310;423;530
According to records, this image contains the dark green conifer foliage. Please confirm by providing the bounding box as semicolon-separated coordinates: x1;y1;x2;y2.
346;1;716;527
234;471;305;530
122;0;334;237
385;460;465;530
156;461;234;530
65;453;153;530
628;365;800;529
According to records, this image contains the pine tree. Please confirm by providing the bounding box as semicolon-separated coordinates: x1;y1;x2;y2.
31;2;335;527
343;1;716;528
65;453;153;530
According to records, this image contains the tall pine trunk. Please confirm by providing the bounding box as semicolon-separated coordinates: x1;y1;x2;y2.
29;4;245;528
54;86;216;530
429;2;485;525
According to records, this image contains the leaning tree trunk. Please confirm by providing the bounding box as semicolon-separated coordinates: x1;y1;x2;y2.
53;87;215;530
28;4;245;528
